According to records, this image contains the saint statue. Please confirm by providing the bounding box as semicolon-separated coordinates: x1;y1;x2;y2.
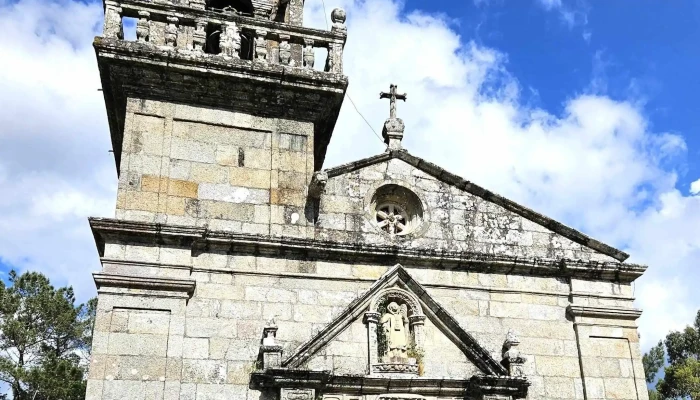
380;301;408;362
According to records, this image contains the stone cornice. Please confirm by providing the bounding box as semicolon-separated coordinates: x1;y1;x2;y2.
566;305;642;320
250;369;529;399
324;150;630;262
95;35;347;173
93;272;196;295
89;218;647;282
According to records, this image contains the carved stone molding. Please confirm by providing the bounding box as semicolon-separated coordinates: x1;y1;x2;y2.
280;388;314;400
371;363;418;374
567;305;642;320
90;217;644;282
368;287;422;316
250;369;529;399
92;273;195;297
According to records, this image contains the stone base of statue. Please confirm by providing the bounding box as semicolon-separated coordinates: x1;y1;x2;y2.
371;362;419;375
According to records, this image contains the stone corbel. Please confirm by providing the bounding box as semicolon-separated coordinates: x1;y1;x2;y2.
501;329;526;378
308;171;328;199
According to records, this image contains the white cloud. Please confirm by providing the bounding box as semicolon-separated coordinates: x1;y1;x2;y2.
0;0;115;299
690;178;700;195
534;0;588;30
537;0;562;10
0;0;697;354
305;0;700;349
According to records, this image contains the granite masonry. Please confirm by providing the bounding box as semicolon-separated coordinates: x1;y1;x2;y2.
85;0;649;399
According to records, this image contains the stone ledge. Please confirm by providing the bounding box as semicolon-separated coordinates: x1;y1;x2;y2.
250;369;529;398
89;217;647;282
566;305;642;320
101;257;578;299
93;272;196;295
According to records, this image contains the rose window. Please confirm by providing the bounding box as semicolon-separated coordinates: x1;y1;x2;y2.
375;203;409;235
370;184;424;237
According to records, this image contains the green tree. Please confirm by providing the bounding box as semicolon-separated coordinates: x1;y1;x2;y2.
644;340;665;399
644;340;665;383
643;309;700;399
0;270;95;400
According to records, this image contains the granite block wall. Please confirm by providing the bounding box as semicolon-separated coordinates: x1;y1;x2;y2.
88;245;645;400
115;98;315;236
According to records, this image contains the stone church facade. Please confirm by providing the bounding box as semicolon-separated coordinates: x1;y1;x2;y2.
85;0;649;398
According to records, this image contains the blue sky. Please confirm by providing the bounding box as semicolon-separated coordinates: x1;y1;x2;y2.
433;0;700;190
0;0;699;355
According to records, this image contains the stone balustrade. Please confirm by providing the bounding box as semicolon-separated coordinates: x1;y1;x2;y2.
102;0;347;74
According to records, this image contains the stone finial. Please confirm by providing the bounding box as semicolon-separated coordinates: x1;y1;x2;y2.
262;318;278;346
260;319;282;369
505;329;520;347
502;329;527;377
331;8;347;34
380;84;407;150
308;171;328;198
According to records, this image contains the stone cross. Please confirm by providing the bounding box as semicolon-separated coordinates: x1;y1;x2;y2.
380;84;407;119
380;84;407;150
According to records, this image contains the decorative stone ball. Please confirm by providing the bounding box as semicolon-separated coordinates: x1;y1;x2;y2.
331;8;346;24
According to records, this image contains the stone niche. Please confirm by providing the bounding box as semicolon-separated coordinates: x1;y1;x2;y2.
364;287;426;376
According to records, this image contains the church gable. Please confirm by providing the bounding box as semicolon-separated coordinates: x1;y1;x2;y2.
314;151;625;263
283;264;508;377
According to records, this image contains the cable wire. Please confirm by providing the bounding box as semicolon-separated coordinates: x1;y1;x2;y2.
346;93;384;143
319;0;385;146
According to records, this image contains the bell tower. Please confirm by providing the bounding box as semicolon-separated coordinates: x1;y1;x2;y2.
96;0;347;235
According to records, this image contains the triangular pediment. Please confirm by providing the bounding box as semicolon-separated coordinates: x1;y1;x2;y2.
322;150;628;262
283;264;507;376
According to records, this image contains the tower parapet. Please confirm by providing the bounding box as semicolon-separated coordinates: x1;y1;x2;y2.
94;0;348;235
97;0;348;174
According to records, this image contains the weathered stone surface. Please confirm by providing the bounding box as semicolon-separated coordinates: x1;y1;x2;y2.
87;1;647;399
